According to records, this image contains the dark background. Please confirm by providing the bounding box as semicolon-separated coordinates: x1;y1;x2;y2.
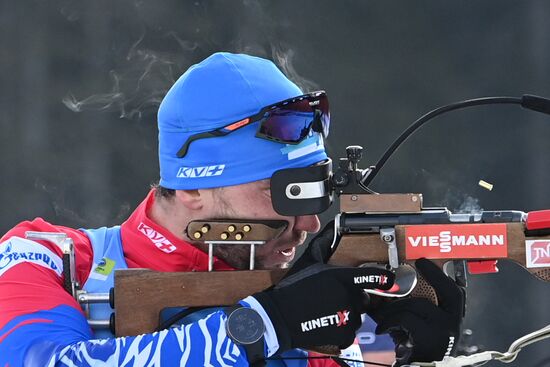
1;1;549;365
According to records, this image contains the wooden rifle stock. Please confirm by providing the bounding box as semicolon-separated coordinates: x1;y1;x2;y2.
113;223;550;337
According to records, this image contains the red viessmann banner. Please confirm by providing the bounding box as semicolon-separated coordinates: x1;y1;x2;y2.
404;223;508;260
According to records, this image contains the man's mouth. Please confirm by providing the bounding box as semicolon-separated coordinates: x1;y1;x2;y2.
278;248;294;256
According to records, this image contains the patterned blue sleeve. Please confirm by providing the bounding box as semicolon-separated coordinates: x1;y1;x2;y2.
47;311;250;366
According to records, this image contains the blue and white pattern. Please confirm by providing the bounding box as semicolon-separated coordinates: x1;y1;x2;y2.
47;312;247;367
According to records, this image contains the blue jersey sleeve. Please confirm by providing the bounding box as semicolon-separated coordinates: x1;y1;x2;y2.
4;304;251;366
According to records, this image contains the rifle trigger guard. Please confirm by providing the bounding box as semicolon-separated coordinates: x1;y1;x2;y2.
380;227;399;269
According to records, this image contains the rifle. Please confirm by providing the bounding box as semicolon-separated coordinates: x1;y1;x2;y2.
66;95;550;361
110;157;550;339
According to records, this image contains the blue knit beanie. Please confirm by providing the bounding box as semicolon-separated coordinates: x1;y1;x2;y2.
157;52;327;189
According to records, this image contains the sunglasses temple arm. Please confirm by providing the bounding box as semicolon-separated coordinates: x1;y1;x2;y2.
176;131;227;158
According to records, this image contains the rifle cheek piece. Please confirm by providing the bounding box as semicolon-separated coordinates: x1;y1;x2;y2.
270;159;333;216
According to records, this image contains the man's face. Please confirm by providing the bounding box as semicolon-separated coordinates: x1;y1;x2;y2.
198;179;320;269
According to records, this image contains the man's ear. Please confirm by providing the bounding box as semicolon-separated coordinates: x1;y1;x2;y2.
175;189;203;210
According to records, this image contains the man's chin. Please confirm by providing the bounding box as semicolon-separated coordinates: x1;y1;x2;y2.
258;261;291;270
278;262;291;269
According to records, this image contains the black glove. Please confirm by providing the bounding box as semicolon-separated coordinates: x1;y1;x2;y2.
369;258;465;366
253;223;395;352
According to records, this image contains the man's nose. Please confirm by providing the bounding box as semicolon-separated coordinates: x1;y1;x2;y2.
294;215;321;233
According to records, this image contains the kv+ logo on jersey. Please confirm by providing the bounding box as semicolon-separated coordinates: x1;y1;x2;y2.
176;165;225;178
